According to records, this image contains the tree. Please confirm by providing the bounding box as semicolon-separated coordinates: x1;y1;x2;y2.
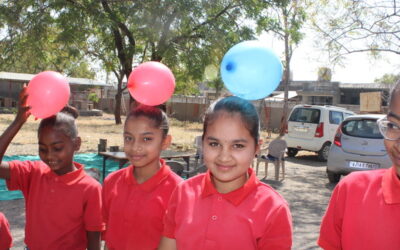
0;2;95;78
374;73;400;85
255;0;307;133
311;0;400;63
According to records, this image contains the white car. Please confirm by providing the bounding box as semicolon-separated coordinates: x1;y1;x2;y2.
285;104;355;161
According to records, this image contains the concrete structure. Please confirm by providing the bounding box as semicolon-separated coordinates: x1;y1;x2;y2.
0;72;109;112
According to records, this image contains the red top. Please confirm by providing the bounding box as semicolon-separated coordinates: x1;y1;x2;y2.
318;167;400;250
102;159;183;250
163;168;292;250
6;160;105;250
0;212;12;249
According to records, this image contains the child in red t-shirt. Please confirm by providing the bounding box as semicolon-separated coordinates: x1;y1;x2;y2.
0;87;104;249
0;212;12;249
102;104;183;249
159;96;292;250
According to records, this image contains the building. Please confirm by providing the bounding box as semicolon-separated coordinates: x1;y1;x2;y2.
0;72;108;112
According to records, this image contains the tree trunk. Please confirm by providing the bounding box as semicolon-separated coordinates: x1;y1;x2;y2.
114;90;122;124
280;11;291;135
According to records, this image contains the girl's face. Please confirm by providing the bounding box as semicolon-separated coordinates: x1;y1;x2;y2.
38;126;80;176
203;112;260;193
123;116;171;169
384;93;400;174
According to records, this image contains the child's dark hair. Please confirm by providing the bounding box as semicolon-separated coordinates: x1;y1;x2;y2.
203;96;260;145
125;104;169;136
388;79;400;108
38;105;79;139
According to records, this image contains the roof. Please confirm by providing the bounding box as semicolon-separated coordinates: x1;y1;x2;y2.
265;91;298;102
339;83;390;89
0;72;107;87
344;114;385;120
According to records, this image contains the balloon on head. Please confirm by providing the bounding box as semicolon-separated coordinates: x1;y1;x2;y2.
220;40;283;100
26;71;70;119
127;62;175;106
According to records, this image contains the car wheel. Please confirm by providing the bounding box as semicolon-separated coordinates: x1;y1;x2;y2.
287;148;298;157
327;170;341;183
318;142;331;161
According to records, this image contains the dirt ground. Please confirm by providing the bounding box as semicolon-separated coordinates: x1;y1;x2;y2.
0;151;334;249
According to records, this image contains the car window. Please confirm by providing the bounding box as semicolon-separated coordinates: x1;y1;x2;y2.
329;111;343;124
289;108;320;124
342;119;383;139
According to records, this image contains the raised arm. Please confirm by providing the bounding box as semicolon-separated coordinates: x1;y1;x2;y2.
0;86;31;179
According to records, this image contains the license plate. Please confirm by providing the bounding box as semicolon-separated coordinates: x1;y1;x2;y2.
294;126;308;132
349;161;379;169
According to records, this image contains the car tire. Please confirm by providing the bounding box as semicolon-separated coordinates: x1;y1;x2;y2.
327;170;341;183
287;148;298;157
318;142;331;161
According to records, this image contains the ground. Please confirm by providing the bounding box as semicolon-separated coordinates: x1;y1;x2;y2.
0;113;335;249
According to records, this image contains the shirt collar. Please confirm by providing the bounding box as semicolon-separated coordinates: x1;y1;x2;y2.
45;162;86;185
125;159;171;192
382;166;400;204
201;168;259;206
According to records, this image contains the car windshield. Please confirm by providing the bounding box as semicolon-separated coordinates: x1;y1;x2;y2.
289;108;320;124
342;119;383;139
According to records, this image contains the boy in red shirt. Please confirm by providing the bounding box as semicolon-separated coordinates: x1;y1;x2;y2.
159;96;292;250
318;80;400;249
102;105;182;249
0;87;104;250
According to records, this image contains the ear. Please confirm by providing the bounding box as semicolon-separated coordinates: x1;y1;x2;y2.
73;137;81;152
161;134;172;150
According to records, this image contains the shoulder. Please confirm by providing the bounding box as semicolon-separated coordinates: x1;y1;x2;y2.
165;169;184;185
339;169;386;189
174;173;205;192
104;166;130;185
253;182;289;207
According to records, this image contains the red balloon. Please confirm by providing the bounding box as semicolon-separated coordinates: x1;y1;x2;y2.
128;62;175;106
26;71;70;119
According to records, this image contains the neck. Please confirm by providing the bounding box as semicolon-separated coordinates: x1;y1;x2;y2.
212;172;249;194
133;160;161;184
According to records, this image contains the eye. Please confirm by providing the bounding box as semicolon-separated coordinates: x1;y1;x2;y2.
39;147;47;153
124;136;133;142
209;142;219;147
233;144;245;149
53;147;63;152
387;122;400;130
143;137;153;142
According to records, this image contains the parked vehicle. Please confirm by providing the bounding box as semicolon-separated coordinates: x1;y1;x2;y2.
285;104;355;161
326;114;392;183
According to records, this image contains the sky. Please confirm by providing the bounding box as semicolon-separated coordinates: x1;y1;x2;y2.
258;31;399;84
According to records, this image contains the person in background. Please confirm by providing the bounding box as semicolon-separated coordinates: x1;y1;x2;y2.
102;105;182;250
318;79;400;249
0;86;104;250
159;96;292;250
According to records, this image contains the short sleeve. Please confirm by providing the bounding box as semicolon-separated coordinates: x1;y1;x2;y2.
162;184;180;239
83;180;105;232
0;212;12;249
6;160;35;193
258;203;292;250
318;183;345;250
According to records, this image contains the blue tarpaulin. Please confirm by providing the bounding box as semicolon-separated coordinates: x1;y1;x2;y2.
0;153;121;201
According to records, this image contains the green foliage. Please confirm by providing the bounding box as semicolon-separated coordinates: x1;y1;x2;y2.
88;92;100;104
374;73;400;85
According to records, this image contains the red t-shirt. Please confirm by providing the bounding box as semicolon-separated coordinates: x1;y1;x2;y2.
318;167;400;250
102;159;182;250
6;160;105;250
163;168;292;250
0;212;12;249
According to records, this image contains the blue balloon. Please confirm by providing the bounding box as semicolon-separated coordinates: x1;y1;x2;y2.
220;40;283;100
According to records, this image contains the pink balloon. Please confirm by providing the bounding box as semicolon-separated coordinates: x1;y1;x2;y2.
128;62;175;106
26;71;70;119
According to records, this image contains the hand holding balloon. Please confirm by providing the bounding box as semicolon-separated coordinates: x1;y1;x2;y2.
220;40;283;100
26;71;70;119
128;62;175;106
